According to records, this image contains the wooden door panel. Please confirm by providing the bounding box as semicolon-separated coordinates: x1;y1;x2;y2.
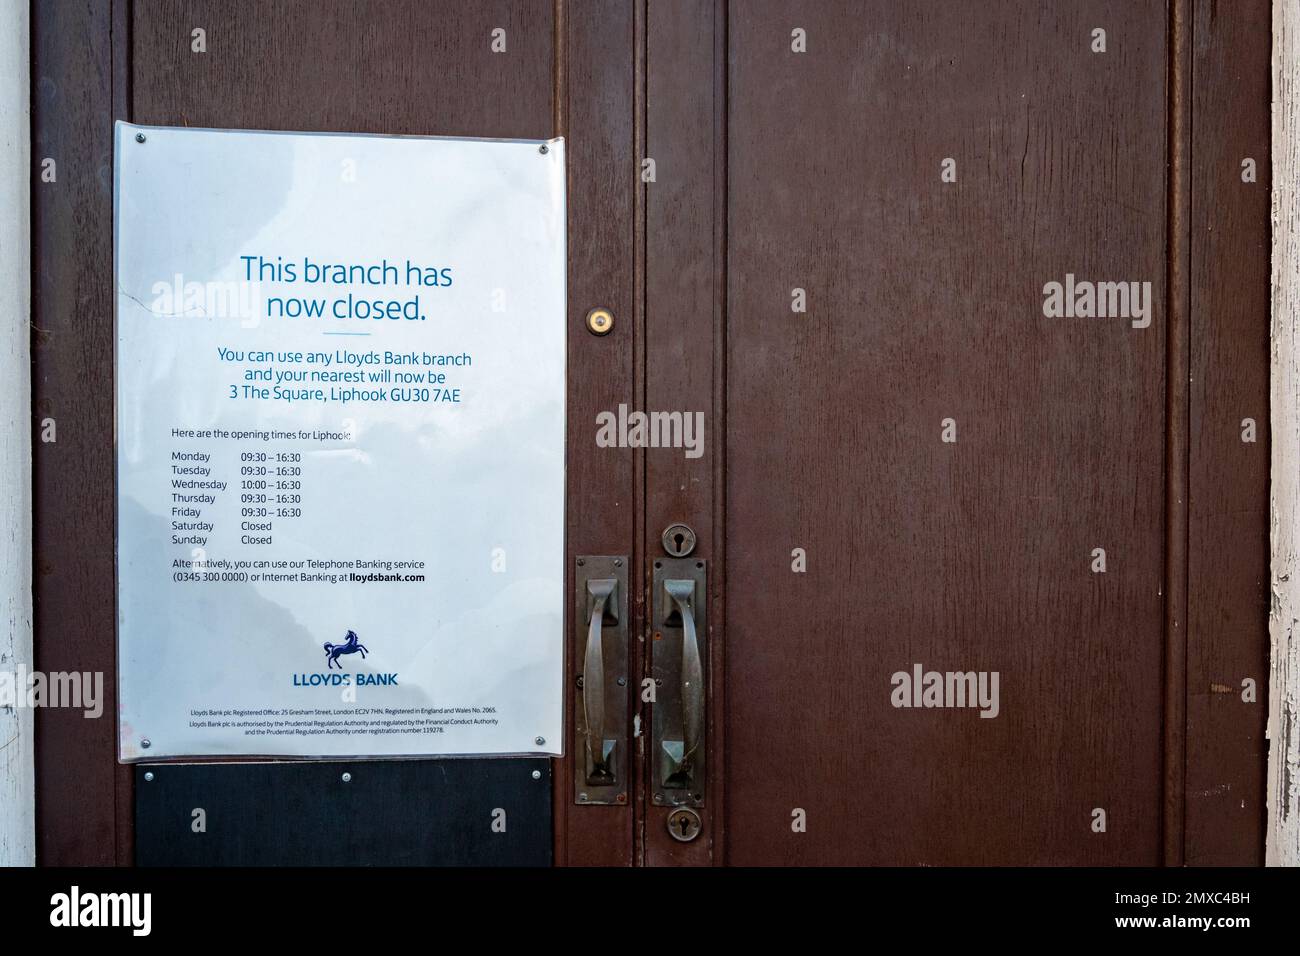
35;0;641;866
32;0;122;866
131;0;552;135
723;0;1168;864
1185;0;1272;865
560;0;639;867
642;0;724;867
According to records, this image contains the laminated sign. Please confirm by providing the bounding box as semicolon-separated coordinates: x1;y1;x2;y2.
114;124;566;760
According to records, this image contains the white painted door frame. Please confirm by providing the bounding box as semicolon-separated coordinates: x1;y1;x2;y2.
1270;0;1300;868
0;0;34;867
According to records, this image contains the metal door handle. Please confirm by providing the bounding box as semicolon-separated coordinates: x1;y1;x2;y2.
665;579;703;776
583;577;616;783
652;557;706;805
573;557;627;804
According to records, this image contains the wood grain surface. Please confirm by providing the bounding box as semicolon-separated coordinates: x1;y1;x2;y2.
1187;0;1271;867
32;0;121;866
723;0;1169;865
30;0;1272;866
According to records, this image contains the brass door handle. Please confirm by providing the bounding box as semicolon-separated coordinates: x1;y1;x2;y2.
583;577;616;783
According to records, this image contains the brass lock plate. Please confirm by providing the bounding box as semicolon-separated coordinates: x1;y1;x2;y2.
666;806;702;842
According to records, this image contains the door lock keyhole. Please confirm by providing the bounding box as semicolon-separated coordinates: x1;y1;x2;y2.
661;523;697;558
666;806;702;842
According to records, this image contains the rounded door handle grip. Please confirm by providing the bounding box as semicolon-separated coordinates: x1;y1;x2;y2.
665;578;703;774
583;578;616;781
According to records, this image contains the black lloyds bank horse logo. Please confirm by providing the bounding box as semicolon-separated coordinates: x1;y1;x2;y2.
324;630;369;669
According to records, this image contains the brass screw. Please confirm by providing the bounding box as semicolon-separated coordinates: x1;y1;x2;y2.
586;307;614;336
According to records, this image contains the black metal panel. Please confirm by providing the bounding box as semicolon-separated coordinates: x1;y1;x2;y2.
135;760;552;866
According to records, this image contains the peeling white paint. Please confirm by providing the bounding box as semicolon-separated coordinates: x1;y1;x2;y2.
0;0;33;866
1269;0;1300;868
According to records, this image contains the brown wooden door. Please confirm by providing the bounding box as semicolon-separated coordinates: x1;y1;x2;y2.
33;0;1269;866
721;0;1172;866
631;0;1269;866
35;0;642;867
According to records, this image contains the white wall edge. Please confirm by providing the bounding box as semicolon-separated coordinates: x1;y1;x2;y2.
1269;0;1300;868
0;0;33;867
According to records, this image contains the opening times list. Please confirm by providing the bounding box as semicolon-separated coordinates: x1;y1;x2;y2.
168;425;328;551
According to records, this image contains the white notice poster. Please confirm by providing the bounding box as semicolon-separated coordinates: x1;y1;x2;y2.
114;123;565;760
